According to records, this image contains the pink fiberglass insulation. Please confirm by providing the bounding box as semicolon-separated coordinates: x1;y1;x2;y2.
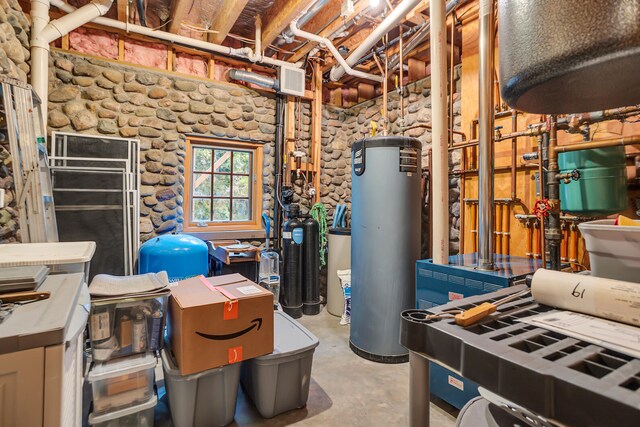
123;38;167;69
69;27;118;59
175;52;208;77
214;61;231;82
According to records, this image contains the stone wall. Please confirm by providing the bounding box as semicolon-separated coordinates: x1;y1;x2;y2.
0;0;31;243
47;50;277;242
44;49;461;259
319;66;463;257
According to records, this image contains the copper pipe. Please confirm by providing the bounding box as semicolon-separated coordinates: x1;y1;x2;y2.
470;203;478;252
459;146;466;253
569;222;578;263
495;203;502;254
525;220;532;258
448;13;456;148
399;26;404;128
533;221;541;259
510;110;517;201
561;221;569;262
406;123;467;140
502;203;510;255
449;163;538;175
553;134;640;155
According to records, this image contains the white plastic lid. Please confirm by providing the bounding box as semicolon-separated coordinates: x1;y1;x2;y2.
578;219;640;232
88;394;157;424
256;311;319;360
88;353;157;382
0;242;96;267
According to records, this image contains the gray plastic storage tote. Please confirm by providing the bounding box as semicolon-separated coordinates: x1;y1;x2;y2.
240;310;319;418
161;348;240;427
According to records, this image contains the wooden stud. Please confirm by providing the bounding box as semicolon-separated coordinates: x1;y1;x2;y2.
61;34;69;50
312;60;322;201
118;34;125;61
208;57;215;80
167;47;173;71
207;0;250;44
330;88;342;106
117;0;127;22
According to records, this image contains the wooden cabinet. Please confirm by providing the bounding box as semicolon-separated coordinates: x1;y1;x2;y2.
0;348;45;427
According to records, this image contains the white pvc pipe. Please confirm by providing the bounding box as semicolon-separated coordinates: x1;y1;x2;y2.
329;0;422;82
289;19;383;83
50;0;301;70
31;0;113;121
430;0;449;265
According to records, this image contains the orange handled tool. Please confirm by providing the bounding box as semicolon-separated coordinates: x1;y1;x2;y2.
454;289;531;327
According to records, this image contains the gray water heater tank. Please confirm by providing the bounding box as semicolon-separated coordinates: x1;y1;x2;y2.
350;136;421;363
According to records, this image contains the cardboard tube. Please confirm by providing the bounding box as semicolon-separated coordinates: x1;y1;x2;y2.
531;269;640;327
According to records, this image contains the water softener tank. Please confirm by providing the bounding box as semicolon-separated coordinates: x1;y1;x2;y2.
138;233;208;281
302;216;321;315
350;136;421;363
281;204;303;318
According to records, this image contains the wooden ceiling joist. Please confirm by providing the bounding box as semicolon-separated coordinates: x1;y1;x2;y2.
207;0;250;44
261;0;315;49
168;0;190;33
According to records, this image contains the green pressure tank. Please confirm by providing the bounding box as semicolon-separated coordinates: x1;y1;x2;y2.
559;146;627;215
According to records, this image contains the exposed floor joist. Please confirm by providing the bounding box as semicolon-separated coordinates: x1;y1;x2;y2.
167;0;189;33
207;0;250;44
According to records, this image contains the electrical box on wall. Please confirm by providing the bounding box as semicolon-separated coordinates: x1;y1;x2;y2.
278;66;306;97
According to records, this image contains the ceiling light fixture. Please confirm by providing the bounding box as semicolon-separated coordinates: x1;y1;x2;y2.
369;0;380;8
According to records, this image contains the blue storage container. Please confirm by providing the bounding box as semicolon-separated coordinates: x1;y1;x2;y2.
416;254;541;409
138;233;208;281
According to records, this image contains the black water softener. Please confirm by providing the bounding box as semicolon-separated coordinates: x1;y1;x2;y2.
302;216;320;315
281;204;303;318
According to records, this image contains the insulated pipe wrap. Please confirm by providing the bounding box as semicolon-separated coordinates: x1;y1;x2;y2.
498;0;640;114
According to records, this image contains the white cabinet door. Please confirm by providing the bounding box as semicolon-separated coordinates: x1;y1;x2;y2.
0;347;44;427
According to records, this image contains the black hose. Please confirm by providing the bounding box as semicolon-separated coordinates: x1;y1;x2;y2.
137;0;147;26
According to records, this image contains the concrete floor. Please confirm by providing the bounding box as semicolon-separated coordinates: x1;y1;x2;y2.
156;307;458;426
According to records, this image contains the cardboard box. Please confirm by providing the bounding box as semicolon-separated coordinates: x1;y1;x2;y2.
169;274;274;375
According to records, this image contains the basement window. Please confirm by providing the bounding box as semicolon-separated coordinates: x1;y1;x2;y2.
184;137;263;231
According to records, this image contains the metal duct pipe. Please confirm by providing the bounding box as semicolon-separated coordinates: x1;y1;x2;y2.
477;0;495;270
289;18;383;83
329;0;423;82
277;0;331;45
430;0;449;265
229;69;278;90
387;0;462;71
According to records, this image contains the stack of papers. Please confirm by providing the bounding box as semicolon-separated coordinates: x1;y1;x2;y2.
0;266;49;293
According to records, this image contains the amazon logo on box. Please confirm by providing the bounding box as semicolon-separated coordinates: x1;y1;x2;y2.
168;273;274;375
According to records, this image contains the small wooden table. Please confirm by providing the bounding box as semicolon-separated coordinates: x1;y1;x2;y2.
207;240;261;282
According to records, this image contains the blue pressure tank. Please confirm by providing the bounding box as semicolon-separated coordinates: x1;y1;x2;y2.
138;233;208;281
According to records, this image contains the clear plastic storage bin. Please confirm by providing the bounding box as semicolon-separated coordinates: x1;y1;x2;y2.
89;294;168;361
88;394;157;427
161;348;240;427
88;353;157;414
240;310;319;418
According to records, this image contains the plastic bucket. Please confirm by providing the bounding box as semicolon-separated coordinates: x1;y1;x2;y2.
578;219;640;282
